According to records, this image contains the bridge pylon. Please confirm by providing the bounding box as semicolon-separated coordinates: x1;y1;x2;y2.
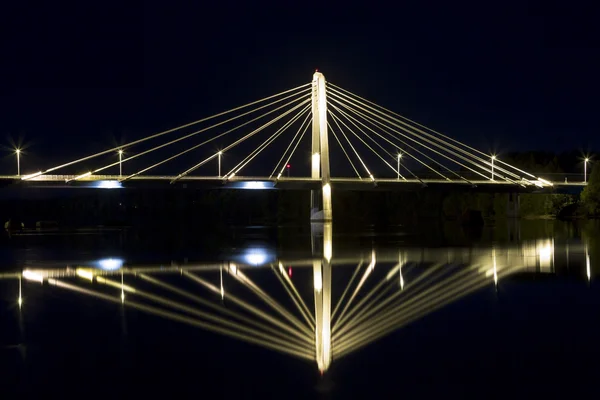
310;71;332;222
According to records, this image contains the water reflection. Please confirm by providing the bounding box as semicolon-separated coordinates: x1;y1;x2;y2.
0;224;594;374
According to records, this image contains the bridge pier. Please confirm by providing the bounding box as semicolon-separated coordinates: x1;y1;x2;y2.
310;71;332;222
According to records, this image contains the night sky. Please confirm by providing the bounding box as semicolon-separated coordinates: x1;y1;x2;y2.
2;2;599;176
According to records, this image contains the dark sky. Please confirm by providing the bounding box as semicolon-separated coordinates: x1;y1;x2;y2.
2;1;599;176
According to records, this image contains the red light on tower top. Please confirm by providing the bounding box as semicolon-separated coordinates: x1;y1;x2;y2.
286;164;291;168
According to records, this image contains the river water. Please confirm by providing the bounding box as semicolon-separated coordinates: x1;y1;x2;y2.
1;219;599;398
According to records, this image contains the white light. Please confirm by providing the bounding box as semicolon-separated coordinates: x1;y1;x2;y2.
369;250;376;272
322;183;331;197
18;297;23;306
76;268;94;281
491;155;496;160
241;181;269;190
537;178;552;186
538;243;553;267
312;153;320;177
72;171;92;181
586;252;591;281
324;238;332;262
277;173;282;179
21;171;43;180
244;249;268;265
398;154;402;159
15;149;21;154
23;270;43;283
97;258;124;270
585;158;589;163
314;271;322;291
229;173;236;179
118;149;123;155
229;263;238;274
218;151;222;155
94;180;122;189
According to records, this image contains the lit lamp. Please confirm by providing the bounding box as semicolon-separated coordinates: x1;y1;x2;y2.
15;149;21;176
585;158;589;183
118;149;124;178
218;151;222;177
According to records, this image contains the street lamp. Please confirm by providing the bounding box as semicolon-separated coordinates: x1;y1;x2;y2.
218;151;222;177
15;149;21;176
118;149;123;178
397;153;402;180
491;155;496;181
584;158;589;183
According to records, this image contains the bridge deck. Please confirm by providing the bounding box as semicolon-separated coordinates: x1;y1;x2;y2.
0;174;586;193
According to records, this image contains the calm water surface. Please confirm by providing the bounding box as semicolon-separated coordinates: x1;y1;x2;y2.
1;220;599;398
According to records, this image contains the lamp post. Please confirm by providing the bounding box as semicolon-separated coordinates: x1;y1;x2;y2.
15;149;21;177
397;153;402;180
218;151;222;177
491;155;496;181
585;158;589;183
118;149;123;178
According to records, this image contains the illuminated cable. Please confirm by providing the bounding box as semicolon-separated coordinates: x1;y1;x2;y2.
47;278;313;360
331;101;473;183
272;114;311;180
327;122;363;179
270;112;311;178
330;109;423;182
330;108;409;180
331;99;474;182
170;98;311;183
67;90;311;182
182;271;313;343
329;86;528;183
138;273;311;347
331;93;514;183
331;261;364;319
223;105;311;179
271;265;315;329
330;83;539;180
327;111;373;180
225;267;314;337
27;84;311;179
95;275;313;353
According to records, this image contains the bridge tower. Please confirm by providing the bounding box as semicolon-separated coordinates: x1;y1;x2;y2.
310;71;332;222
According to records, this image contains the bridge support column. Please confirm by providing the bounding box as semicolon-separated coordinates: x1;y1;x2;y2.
506;192;520;219
311;222;332;374
310;71;332;222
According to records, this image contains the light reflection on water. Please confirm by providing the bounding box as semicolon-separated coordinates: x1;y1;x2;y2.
1;224;595;375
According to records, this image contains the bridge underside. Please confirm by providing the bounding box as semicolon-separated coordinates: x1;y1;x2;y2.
0;175;583;194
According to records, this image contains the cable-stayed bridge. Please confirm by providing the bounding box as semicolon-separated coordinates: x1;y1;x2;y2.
5;72;586;220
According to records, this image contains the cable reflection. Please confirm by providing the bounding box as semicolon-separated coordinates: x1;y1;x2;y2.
3;232;591;374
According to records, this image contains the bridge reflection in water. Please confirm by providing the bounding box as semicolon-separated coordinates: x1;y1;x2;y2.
2;226;592;374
